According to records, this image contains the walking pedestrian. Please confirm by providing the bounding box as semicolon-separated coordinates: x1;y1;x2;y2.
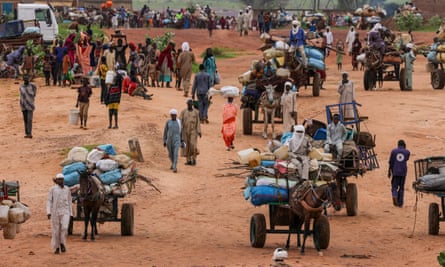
202;48;217;86
180;99;201;165
177;42;195;97
105;72;123;129
336;40;344;71
338;72;355;120
280;81;297;133
163;109;183;173
43;48;54;86
324;26;333;57
192;64;211;123
222;96;237;151
402;43;416;90
388;140;410;207
20;74;37;138
157;42;174;88
351;33;362;71
46;173;73;254
76;78;93;129
98;56;108;104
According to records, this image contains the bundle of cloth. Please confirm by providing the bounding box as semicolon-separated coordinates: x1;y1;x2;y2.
60;144;136;197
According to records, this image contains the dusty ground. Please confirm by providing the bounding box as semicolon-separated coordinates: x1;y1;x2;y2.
1;27;445;267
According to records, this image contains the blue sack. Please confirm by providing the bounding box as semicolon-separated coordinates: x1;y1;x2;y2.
304;47;324;61
97;144;117;156
63;171;80;186
427;51;438;63
250;185;289;206
99;169;122;185
62;162;87;175
261;160;276;167
313;128;327;140
307;58;325;70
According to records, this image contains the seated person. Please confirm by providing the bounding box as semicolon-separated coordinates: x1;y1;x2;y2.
127;73;152;100
263;61;275;78
324;114;347;160
287;125;312;180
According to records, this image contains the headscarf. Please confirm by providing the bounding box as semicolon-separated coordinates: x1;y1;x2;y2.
182;42;190;52
289;125;305;152
291;20;300;35
129;42;137;51
371;23;382;32
169;109;178;115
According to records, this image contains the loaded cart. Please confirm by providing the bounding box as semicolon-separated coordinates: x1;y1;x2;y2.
245;168;330;249
413;156;445;235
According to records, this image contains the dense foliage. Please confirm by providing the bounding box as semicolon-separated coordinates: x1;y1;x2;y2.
395;12;423;31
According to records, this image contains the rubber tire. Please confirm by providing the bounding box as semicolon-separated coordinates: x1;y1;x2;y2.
399;68;408;91
363;70;375;91
346;183;358;216
243;108;253;135
428;202;440;235
312;72;321;97
313;215;330;249
121;203;134;236
68;216;73;235
250;213;266;248
431;69;445;89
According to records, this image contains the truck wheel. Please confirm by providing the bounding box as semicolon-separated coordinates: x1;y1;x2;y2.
250;213;266;248
428;203;440;235
121;203;134;236
312;72;321;97
431;70;445;89
243;108;253;135
313;215;330;249
399;68;407;91
346;183;358;216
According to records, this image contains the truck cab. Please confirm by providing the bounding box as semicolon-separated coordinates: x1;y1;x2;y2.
17;3;58;44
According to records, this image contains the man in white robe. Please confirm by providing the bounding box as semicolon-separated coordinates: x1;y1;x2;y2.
338;72;356;119
47;173;73;254
287;125;312;180
280;81;297;133
345;26;356;56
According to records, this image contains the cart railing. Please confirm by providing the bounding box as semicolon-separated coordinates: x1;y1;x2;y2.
414;156;445;180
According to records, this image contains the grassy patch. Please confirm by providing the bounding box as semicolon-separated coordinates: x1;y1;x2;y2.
57;23;105;42
200;47;241;59
59;144;100;156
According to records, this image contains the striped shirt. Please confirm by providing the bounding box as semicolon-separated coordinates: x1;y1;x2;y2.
20;83;37;111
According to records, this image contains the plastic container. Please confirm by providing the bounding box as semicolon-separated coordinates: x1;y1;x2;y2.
273;145;289;160
3;223;16;239
248;150;261;167
237;148;256;164
89;75;100;87
8;207;25;224
0;205;9;225
69;109;79;125
105;70;116;84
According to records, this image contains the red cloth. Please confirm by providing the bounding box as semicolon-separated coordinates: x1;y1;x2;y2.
157;44;173;70
122;76;130;93
127;82;138;95
129;42;136;51
221;103;237;147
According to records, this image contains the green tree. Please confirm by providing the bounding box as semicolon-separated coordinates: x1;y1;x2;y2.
395;12;423;31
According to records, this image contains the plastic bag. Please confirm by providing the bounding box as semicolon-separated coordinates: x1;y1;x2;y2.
214;70;221;84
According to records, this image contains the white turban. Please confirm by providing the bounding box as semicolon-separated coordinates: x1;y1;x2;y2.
406;43;413;49
55;173;65;179
182;42;190;52
284;81;293;89
289;125;305;152
292;20;300;26
169;109;178;115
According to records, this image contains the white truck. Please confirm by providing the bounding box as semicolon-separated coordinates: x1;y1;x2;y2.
16;3;58;44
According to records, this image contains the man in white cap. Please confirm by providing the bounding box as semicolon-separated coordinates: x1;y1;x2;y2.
163;108;183;172
280;81;297;133
338;72;356;118
180;99;201;165
46;173;73;254
287;125;312;180
177;42;196;97
288;20;306;67
402;43;416;90
368;23;385;63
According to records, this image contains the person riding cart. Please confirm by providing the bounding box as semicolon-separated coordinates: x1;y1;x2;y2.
367;23;385;65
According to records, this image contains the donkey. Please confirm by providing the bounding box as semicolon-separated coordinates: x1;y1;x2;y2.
286;182;341;255
259;84;281;139
78;170;104;241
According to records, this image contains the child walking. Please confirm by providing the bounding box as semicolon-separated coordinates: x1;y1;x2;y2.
43;48;53;86
105;72;123;129
62;50;71;87
336;40;344;71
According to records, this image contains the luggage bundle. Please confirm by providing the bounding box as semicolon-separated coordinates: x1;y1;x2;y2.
60;144;136;197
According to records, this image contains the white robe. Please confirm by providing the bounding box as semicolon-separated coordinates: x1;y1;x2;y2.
46;185;73;250
280;91;297;133
345;29;356;54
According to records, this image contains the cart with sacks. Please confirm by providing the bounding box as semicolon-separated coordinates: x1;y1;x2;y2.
303;102;379;216
424;40;445;89
61;144;156;236
243;163;331;250
412;156;445;235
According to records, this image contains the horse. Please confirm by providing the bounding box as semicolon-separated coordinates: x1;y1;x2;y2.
78;170;104;241
286;182;341;255
259;83;281;139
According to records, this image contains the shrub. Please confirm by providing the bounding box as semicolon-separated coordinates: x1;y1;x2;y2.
395;13;423;31
428;15;443;29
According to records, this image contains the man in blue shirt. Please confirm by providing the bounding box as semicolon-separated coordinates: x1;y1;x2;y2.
388;139;410;207
192;64;211;124
289;20;306;67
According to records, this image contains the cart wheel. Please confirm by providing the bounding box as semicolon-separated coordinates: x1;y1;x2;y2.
312;72;321;97
250;213;266;248
68;216;73;235
243;108;253;135
428;202;440;235
313;215;330;249
346;183;358;216
121;203;134;236
431;69;445;89
363;70;376;91
399;68;408;91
